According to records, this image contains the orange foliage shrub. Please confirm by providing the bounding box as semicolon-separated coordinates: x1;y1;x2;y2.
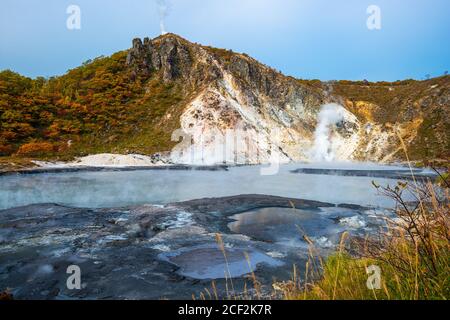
0;144;13;156
16;142;54;156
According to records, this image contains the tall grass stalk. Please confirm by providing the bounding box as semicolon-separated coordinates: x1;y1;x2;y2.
276;133;449;300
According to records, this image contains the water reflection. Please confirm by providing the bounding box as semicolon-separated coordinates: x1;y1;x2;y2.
228;207;344;247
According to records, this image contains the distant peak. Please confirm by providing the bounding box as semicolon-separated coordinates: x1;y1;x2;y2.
156;32;183;39
151;33;190;44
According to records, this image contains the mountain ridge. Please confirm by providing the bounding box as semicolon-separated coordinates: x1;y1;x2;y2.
0;33;448;168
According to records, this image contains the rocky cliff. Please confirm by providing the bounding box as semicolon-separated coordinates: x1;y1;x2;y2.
124;34;449;164
0;33;448;165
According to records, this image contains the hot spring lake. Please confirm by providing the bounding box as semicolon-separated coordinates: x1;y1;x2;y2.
0;162;433;210
0;163;437;299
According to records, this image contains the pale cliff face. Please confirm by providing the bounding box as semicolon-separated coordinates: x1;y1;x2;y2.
127;34;449;164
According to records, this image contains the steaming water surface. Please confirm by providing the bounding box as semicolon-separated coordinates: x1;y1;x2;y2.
0;163;431;210
0;162;438;297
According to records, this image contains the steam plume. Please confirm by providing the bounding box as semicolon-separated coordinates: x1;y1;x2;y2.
156;0;169;35
310;103;346;162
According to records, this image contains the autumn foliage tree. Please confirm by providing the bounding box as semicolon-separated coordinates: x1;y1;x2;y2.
16;142;55;156
0;51;150;157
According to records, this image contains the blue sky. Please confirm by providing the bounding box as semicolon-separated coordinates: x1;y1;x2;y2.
0;0;449;81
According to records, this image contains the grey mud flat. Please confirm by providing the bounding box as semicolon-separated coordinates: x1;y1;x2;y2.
0;194;371;300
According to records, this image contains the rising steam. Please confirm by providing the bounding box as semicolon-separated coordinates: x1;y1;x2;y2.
156;0;169;35
309;103;346;162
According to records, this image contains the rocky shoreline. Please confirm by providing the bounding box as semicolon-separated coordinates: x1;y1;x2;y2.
290;167;438;181
0;164;229;177
0;194;374;300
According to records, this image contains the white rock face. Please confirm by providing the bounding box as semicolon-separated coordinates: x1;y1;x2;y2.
133;35;416;166
171;87;296;165
170;61;321;165
155;42;373;165
170;72;362;165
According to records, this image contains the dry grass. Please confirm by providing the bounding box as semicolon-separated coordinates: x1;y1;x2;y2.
192;131;449;301
197;168;449;300
277;179;449;300
0;156;36;172
277;135;449;300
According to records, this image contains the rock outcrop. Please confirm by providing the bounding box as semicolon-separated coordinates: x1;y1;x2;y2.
127;35;196;83
149;34;448;163
126;34;410;164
